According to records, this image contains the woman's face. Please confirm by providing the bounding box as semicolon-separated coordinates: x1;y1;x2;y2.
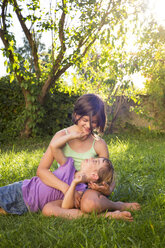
75;115;98;135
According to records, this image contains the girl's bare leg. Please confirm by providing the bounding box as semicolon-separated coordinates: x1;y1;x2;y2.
80;189;140;213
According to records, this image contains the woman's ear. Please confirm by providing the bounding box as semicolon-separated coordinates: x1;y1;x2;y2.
74;114;81;124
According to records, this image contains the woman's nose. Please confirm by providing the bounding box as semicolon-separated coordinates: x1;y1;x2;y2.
86;121;90;128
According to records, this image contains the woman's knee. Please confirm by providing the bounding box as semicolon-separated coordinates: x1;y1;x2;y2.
80;190;102;213
42;204;54;216
42;200;62;217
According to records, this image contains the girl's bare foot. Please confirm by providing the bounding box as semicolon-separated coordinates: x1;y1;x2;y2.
105;210;133;222
0;207;7;215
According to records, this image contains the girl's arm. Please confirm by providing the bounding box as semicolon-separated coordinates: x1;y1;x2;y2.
62;175;85;209
61;180;77;209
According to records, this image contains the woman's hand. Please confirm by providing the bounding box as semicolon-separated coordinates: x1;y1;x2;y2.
88;181;111;196
70;131;88;140
109;181;116;194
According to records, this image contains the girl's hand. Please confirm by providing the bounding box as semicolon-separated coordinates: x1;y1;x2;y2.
88;182;111;196
74;174;87;184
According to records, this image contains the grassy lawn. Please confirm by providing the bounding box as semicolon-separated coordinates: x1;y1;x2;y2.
0;131;165;248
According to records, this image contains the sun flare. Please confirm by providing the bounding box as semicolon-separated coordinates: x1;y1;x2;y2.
148;0;165;27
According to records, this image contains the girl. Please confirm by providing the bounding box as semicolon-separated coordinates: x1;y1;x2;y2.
37;94;115;213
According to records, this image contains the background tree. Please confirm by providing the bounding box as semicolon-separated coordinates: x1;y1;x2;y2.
0;0;137;137
68;27;137;133
131;22;165;130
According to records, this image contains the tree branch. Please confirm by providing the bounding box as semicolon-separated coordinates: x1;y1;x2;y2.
0;1;15;64
52;0;66;72
38;61;73;105
39;0;67;103
12;0;41;78
1;0;8;30
74;0;114;59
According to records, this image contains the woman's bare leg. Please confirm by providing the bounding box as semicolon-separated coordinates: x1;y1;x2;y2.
42;200;133;222
105;211;133;222
80;189;140;213
42;200;85;219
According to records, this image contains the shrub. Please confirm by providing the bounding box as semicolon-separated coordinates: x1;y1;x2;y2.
0;76;25;141
0;76;79;142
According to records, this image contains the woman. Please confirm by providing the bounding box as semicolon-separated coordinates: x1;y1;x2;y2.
37;94;115;213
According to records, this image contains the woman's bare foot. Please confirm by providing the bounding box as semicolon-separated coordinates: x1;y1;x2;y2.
0;207;7;215
105;210;133;222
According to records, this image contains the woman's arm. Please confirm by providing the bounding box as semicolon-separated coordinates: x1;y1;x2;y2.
37;130;86;194
49;131;85;166
37;152;69;194
94;138;109;159
36;131;69;194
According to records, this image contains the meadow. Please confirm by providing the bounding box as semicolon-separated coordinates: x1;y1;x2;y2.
0;131;165;248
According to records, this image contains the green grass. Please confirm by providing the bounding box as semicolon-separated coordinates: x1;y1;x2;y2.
0;132;165;248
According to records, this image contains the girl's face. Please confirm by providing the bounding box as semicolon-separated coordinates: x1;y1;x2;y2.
80;157;106;182
75;115;98;135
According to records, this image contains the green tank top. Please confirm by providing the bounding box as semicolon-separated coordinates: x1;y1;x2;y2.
62;141;97;171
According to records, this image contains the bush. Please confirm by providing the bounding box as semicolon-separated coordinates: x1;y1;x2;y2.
0;76;79;142
0;76;25;141
37;88;79;136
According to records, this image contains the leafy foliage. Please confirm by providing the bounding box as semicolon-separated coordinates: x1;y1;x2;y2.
0;76;79;142
69;37;137;133
131;22;165;130
38;87;79;136
0;0;147;137
0;76;24;141
0;0;135;136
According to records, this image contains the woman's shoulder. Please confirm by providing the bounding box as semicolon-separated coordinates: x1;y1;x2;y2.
94;136;107;146
93;135;109;157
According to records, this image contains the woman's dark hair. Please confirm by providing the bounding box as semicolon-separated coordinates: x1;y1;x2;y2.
72;94;106;133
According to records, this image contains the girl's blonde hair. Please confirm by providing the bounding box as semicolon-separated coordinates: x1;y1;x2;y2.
97;158;114;186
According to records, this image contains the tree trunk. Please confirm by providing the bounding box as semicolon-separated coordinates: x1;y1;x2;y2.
21;118;32;138
20;88;33;137
108;96;125;133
